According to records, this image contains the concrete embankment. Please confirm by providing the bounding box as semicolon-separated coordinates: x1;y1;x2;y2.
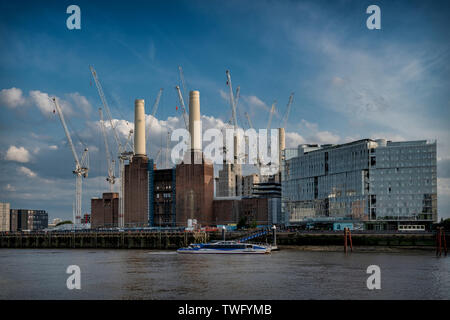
0;231;446;250
274;232;439;247
0;232;208;249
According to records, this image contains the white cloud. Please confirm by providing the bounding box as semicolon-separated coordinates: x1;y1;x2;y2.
3;184;16;192
17;166;37;178
243;95;269;112
68;92;92;117
48;145;58;150
0;87;27;108
298;120;340;144
29;90;74;117
5;145;31;163
285;132;305;148
29;90;54;116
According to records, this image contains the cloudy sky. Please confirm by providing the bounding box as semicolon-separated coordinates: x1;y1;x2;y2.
0;0;449;221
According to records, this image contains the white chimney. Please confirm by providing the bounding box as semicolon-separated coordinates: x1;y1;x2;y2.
134;99;146;156
189;91;202;151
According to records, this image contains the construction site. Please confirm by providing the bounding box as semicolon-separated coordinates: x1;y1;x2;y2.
52;67;291;230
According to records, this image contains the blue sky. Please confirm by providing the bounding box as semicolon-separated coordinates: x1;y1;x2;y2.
0;0;449;221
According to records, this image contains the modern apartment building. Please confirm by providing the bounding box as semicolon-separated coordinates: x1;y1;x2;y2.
9;209;48;231
282;139;437;230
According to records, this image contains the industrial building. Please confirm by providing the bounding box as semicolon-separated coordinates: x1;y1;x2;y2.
149;166;176;227
9;209;48;231
0;202;10;232
242;174;259;197
91;91;215;228
91;192;119;228
176;91;214;227
282;139;437;230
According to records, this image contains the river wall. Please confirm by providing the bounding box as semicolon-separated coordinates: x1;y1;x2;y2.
0;231;446;250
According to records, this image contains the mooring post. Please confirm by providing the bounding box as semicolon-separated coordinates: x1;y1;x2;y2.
272;225;277;247
344;228;348;253
437;227;442;257
222;226;226;241
349;228;353;252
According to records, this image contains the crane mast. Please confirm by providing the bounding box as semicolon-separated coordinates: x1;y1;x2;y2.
267;101;277;131
226;70;238;129
90;66;132;228
99;108;116;192
282;93;294;129
175;85;189;130
52;97;88;225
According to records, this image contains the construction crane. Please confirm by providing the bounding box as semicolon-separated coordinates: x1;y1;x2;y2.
90;65;133;228
267;101;277;131
244;112;254;130
99;108;115;192
281;92;294;129
175;85;189;130
226;70;238;130
146;88;163;152
225;70;244;196
52;97;89;225
155;149;162;167
178;66;188;103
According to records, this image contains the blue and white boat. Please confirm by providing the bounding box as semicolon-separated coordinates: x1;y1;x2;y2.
177;240;271;254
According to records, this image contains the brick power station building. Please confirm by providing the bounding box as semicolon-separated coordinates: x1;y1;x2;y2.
91;91;214;228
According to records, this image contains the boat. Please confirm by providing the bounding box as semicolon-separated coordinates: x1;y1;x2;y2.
177;240;271;254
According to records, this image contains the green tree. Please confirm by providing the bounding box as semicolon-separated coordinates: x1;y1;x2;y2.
56;220;73;227
237;216;248;230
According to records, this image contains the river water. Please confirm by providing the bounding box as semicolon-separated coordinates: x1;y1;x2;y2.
0;248;449;300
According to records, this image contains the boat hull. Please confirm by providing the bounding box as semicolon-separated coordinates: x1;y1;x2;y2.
177;242;271;254
177;248;270;254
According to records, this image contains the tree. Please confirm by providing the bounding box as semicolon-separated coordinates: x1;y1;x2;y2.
237;216;248;230
56;220;73;227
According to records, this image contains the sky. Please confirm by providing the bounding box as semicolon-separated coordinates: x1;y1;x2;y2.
0;0;449;221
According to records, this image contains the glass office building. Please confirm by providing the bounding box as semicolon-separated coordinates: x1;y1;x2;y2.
281;139;437;230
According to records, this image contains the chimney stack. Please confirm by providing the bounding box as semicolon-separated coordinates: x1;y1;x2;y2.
189;91;202;151
134;99;146;156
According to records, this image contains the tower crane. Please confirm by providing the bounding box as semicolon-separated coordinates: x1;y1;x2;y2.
178;66;188;104
226;70;238;130
244;112;253;130
175;66;189;130
155;149;162;167
52;97;89;225
90;65;133;228
267;101;277;131
281;92;294;129
175;85;189;130
225;70;243;196
146;88;163;152
99;108;115;192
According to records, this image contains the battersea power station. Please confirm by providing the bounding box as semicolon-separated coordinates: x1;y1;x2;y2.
91;91;216;229
90;86;437;231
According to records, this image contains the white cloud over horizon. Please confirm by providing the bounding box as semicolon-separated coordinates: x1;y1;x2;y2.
5;145;31;163
0;87;27;108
